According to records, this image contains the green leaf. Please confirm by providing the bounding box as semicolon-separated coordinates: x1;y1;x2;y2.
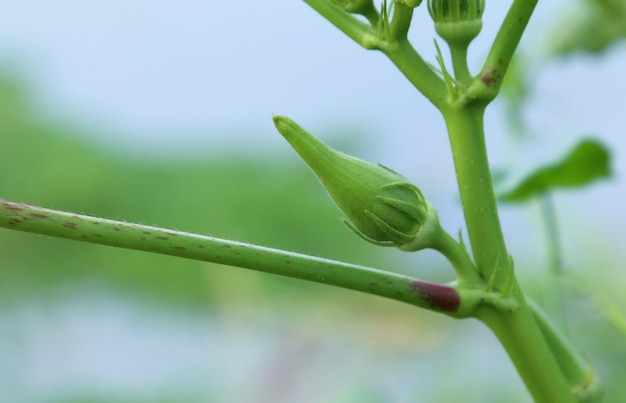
546;0;626;56
500;139;612;202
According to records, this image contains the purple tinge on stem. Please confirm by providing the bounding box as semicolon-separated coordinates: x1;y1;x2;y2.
408;280;460;312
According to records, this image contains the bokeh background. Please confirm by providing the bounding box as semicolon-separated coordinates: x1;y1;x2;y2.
1;1;625;402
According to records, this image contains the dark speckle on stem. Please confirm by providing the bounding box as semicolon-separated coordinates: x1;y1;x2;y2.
481;69;499;88
63;222;77;229
156;236;169;241
1;201;25;211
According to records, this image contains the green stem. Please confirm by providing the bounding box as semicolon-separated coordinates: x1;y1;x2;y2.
430;227;481;285
389;2;413;40
478;301;577;402
442;108;577;401
383;39;447;108
302;0;372;45
301;0;596;400
528;299;604;402
469;0;538;102
449;43;471;84
442;106;506;283
303;0;446;107
0;199;460;316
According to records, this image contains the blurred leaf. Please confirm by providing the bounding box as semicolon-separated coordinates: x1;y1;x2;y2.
567;272;626;339
598;298;626;337
547;0;626;56
500;138;611;202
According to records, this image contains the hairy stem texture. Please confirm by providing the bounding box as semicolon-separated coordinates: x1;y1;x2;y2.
0;199;460;315
443;107;578;401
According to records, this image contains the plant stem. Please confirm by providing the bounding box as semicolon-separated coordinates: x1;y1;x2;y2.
471;0;538;101
442;108;577;401
528;299;604;401
389;2;413;40
382;39;447;108
449;43;471;84
442;106;506;283
0;199;460;315
429;227;481;285
302;0;372;45
478;303;576;402
303;0;446;107
301;0;598;400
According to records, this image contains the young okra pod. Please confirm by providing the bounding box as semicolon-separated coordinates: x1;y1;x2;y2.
273;115;440;251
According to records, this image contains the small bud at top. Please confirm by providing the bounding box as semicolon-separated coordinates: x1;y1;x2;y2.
428;0;485;47
273;116;437;250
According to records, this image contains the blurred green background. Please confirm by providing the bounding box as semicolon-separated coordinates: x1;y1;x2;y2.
1;1;626;402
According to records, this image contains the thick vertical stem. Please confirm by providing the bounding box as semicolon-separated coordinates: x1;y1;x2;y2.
442;106;505;283
478;305;576;403
442;107;576;402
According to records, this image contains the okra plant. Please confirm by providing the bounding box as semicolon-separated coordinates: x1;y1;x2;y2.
0;0;618;401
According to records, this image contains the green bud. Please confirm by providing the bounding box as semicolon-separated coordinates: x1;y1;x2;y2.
273;115;437;251
428;0;484;47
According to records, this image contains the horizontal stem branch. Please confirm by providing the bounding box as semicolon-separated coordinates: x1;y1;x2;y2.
0;199;461;315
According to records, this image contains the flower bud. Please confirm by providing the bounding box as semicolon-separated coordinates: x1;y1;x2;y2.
428;0;484;47
273;115;437;250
